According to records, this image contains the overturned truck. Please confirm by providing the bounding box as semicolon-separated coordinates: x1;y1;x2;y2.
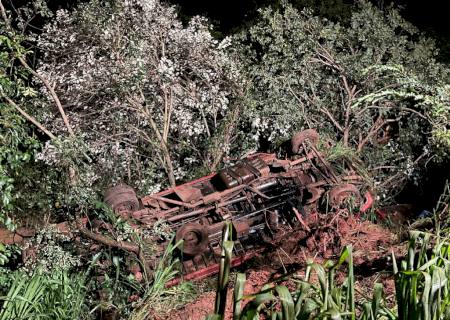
103;129;373;282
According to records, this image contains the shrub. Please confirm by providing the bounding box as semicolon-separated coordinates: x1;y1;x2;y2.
0;32;45;223
35;0;244;204
234;1;450;202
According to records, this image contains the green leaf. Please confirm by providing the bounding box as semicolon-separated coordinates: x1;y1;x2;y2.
275;286;295;319
234;273;246;320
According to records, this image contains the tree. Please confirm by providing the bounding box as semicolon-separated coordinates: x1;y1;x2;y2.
0;19;43;222
234;1;450;201
35;0;243;197
0;0;77;219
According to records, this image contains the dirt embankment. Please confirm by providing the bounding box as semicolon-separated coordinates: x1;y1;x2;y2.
168;213;403;320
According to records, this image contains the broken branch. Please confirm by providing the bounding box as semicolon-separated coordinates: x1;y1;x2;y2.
78;227;140;254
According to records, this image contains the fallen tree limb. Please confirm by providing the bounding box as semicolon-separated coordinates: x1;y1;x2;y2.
78;227;140;254
73;220;154;281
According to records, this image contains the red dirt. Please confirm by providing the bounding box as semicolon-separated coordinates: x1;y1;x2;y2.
269;213;401;269
168;213;403;319
171;269;273;320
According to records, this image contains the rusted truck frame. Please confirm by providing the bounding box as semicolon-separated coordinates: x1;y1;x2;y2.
103;129;372;281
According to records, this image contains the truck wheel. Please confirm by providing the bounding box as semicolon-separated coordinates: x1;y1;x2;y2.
104;184;139;214
291;129;319;154
329;184;361;207
176;223;209;256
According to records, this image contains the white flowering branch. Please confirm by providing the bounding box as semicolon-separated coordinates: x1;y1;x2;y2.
127;95;176;187
17;56;74;137
32;1;243;193
1;0;74;137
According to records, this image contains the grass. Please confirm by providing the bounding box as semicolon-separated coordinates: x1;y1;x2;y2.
0;236;195;320
393;231;450;320
130;238;197;319
0;269;90;320
208;226;450;319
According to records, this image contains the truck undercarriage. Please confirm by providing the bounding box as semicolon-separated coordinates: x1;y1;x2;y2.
102;129;372;281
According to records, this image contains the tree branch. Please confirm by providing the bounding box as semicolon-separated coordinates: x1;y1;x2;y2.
78;227;140;254
127;95;176;187
357;116;400;152
287;84;312;129
319;106;344;133
0;0;9;29
3;95;56;139
17;56;74;136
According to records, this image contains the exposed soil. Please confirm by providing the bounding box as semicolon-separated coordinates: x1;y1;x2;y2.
167;212;404;319
171;269;273;320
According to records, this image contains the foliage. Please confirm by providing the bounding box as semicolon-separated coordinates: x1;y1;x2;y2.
3;0;449;213
433;181;450;233
208;243;388;319
258;246;384;319
0;1;69;221
35;0;244;202
234;1;450;202
0;243;19;267
0;269;91;320
0;32;42;224
208;228;450;320
393;231;450;320
0;226;196;319
207;221;234;319
130;238;195;319
21;225;82;273
1;1;450;318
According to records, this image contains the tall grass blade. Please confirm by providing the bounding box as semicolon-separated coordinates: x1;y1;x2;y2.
214;221;234;318
294;282;312;317
371;282;383;319
233;273;246;320
421;271;432;320
275;285;295;319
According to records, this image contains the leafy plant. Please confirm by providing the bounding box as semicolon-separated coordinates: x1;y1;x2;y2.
229;245;389;320
35;0;244;195
0;244;19;267
0;33;42;223
130;238;193;319
393;231;450;320
207;221;235;320
0;269;91;320
207;225;450;319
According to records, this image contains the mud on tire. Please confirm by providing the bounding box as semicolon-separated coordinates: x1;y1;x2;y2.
291;129;319;154
104;184;139;213
328;183;361;207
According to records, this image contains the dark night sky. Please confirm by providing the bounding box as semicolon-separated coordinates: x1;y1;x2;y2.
169;0;450;59
393;0;450;37
4;0;450;61
169;0;450;34
6;0;450;41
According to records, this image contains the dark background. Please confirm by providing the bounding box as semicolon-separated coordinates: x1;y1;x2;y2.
4;0;449;60
169;0;450;60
